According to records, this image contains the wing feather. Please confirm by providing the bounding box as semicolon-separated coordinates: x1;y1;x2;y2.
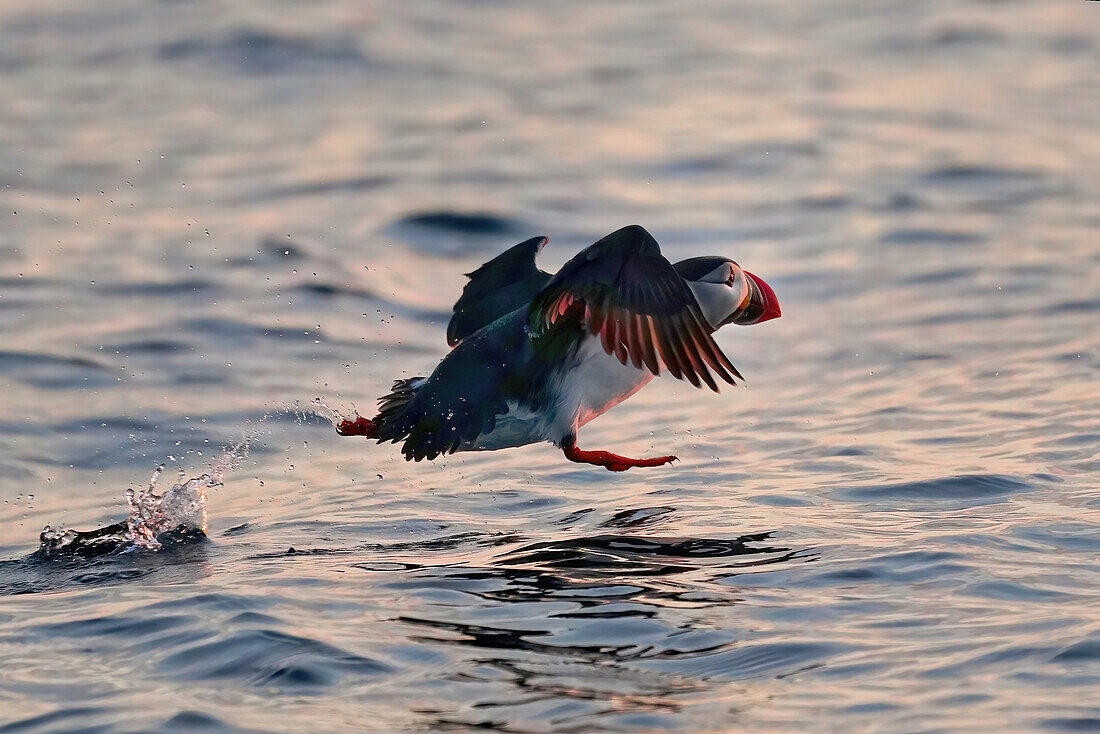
674;312;718;392
648;318;680;380
529;225;742;390
635;315;660;374
447;236;550;346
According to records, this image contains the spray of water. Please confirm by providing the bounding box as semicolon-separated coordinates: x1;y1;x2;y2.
36;402;340;559
125;441;247;550
292;397;353;429
39;441;249;557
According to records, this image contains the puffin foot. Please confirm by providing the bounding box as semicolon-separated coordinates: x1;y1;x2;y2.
335;415;377;438
562;439;677;472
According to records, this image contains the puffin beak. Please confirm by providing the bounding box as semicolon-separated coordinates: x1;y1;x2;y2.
732;271;781;325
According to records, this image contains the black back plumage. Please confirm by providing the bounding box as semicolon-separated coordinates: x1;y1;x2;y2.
375;309;560;461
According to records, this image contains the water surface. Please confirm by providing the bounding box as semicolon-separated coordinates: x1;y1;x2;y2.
1;0;1098;732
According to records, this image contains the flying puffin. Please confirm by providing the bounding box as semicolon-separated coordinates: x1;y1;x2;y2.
336;225;780;471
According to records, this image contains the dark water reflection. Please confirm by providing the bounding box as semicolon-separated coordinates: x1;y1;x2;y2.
394;533;815;731
2;0;1099;731
0;535;212;598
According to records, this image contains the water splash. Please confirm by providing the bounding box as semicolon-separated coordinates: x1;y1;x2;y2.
38;441;248;557
296;397;353;429
125;466;210;550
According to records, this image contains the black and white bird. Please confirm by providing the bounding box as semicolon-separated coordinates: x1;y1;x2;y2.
337;225;781;471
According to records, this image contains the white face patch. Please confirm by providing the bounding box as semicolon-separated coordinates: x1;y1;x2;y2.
688;268;749;330
688;281;737;329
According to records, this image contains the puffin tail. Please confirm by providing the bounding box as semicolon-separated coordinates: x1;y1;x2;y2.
372;376;427;444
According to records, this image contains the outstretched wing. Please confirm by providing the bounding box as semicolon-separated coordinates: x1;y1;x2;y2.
528;225;742;392
447;236;551;346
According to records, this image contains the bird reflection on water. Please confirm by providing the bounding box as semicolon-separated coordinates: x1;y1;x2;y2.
388;530;812;730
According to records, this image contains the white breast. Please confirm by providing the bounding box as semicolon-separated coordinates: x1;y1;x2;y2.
465;335;655;452
570;336;655;426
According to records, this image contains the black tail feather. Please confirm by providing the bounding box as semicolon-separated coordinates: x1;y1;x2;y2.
373;377;426;444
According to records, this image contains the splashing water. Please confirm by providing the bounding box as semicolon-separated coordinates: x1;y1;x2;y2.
36;408;339;559
39;442;248;557
297;397;353;429
125;466;211;550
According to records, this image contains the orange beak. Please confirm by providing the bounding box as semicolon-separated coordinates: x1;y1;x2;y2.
732;271;781;325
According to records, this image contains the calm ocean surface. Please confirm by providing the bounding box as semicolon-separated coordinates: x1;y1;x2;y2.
1;1;1098;732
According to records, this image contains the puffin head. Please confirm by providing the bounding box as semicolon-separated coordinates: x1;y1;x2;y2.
674;256;781;330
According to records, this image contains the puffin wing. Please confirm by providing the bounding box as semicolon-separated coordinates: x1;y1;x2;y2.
447;236;551;346
529;225;742;392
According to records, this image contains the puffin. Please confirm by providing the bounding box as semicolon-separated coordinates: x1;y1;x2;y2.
336;225;780;471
